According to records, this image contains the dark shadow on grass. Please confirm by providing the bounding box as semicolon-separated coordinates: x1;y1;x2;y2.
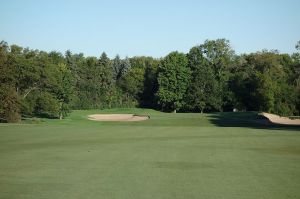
208;112;300;131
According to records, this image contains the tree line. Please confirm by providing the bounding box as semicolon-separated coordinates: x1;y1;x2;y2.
0;39;299;122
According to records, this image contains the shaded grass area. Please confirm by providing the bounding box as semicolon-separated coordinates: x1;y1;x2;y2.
208;111;300;131
0;109;300;199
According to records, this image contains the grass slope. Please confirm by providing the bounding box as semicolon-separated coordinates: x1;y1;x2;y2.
0;109;300;199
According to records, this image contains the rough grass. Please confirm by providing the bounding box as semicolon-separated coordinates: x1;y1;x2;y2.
0;109;300;199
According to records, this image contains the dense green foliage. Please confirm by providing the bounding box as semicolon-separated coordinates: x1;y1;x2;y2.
157;52;191;112
185;39;234;112
0;39;299;122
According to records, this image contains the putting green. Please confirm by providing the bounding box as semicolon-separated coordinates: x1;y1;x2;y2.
0;109;299;199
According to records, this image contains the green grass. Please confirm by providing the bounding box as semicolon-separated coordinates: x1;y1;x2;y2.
290;116;300;120
0;109;300;199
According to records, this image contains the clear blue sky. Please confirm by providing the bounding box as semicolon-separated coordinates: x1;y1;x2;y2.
0;0;299;58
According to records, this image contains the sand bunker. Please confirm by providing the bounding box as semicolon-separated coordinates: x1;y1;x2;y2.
262;112;300;126
88;114;149;122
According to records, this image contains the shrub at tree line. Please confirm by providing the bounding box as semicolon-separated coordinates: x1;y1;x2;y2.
0;39;299;122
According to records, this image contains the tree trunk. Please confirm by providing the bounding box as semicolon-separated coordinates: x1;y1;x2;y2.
173;102;177;113
23;87;37;99
59;102;63;120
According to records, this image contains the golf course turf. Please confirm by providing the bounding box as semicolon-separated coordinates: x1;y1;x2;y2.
0;109;300;199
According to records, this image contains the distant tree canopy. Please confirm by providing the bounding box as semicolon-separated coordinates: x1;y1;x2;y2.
0;39;299;122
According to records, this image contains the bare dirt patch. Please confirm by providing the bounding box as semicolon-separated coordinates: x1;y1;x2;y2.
261;112;300;126
88;114;149;122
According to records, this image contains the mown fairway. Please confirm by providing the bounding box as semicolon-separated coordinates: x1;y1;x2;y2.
0;109;300;199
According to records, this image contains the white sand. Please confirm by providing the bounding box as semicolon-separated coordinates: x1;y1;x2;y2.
88;114;149;122
262;112;300;125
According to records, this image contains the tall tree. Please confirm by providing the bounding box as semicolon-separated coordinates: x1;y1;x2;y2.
156;52;191;112
0;41;21;122
141;57;160;108
97;52;116;108
55;63;74;119
200;39;235;110
185;47;220;113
